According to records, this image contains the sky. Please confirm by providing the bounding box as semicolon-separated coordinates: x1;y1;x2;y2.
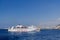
0;0;60;28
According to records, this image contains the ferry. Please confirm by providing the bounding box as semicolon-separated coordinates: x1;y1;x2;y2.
8;25;40;32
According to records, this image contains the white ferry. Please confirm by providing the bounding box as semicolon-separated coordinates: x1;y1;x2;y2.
8;25;40;32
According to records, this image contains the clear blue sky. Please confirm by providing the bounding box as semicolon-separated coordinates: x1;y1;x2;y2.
0;0;60;28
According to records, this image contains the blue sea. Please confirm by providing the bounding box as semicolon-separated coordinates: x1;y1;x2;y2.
0;29;60;40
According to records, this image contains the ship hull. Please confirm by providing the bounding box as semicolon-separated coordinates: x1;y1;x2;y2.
8;28;40;32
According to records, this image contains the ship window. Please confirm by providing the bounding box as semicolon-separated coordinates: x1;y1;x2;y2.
21;27;27;28
17;27;20;28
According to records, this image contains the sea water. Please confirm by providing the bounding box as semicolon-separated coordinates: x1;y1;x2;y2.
0;29;60;40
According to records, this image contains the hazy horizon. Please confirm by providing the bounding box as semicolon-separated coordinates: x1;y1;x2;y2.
0;0;60;29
